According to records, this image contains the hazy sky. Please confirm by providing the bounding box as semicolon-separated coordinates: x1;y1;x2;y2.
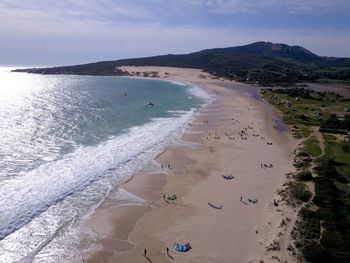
1;0;350;66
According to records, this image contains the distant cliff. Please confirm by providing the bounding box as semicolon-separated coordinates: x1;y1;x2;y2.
13;41;350;86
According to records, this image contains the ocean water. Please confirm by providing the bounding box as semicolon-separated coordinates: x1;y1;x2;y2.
0;67;210;262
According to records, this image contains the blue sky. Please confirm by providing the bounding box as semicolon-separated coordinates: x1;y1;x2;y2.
1;0;349;66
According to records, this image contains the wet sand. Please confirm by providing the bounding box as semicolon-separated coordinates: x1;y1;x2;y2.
80;67;299;263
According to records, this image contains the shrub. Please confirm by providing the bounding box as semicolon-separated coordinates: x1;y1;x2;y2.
303;136;322;157
323;134;337;141
298;208;321;240
302;240;331;263
291;182;312;202
315;159;348;183
297;150;310;157
341;142;350;154
296;170;313;181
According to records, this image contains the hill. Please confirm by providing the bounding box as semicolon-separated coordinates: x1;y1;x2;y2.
13;41;350;86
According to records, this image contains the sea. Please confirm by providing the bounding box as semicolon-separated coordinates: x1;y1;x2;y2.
0;67;211;262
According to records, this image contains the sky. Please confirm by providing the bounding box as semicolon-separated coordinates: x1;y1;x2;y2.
1;0;350;66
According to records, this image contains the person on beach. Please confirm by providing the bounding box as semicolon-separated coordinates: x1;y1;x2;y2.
240;196;242;201
168;164;171;169
166;247;174;260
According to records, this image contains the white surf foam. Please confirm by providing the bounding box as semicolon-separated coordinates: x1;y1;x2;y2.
0;109;195;241
186;84;215;105
0;80;211;262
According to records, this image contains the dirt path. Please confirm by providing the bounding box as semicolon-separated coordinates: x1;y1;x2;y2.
310;126;325;156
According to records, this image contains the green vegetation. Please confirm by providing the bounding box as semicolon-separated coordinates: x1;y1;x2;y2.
322;133;337;141
322;138;350;182
291;126;312;139
296;170;313;181
320;115;350;134
304;136;322;157
308;158;350;262
263;88;350;132
13;41;350;86
300;127;311;138
291;182;313;202
263;87;350;263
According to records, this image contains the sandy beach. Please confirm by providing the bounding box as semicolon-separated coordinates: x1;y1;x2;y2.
81;67;299;263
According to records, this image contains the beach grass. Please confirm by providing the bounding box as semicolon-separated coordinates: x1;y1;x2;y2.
322;133;337;141
303;136;322;157
322;137;350;182
290;182;312;202
295;170;313;181
300;126;311;138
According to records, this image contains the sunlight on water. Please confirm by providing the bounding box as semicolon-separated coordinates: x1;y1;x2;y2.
0;67;210;262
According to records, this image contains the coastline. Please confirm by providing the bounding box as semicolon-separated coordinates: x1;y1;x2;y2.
81;67;299;263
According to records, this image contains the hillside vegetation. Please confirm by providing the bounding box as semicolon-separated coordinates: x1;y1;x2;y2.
13;42;350;86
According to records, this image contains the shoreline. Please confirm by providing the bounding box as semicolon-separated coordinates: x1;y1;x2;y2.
81;67;299;263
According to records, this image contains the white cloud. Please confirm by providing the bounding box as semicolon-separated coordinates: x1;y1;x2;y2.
2;0;349;21
265;0;350;13
177;0;350;14
0;0;349;65
1;17;349;65
0;0;154;23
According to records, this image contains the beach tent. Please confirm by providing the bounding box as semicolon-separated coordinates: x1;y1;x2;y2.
167;194;177;200
174;242;191;252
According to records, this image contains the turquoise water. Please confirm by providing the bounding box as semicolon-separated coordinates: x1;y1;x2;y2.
0;67;209;262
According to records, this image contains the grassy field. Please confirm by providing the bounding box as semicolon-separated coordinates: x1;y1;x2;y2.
322;138;350;181
300;126;311;138
263;89;349;126
304;136;322;157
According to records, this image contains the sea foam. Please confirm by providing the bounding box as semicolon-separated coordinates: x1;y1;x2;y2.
0;108;196;241
0;75;213;262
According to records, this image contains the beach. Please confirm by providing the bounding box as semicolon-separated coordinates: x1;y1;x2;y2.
82;67;299;263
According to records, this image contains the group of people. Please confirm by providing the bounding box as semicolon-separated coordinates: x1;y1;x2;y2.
143;244;188;260
160;164;172;170
205;118;269;143
240;196;258;204
146;113;275;261
261;163;274;168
